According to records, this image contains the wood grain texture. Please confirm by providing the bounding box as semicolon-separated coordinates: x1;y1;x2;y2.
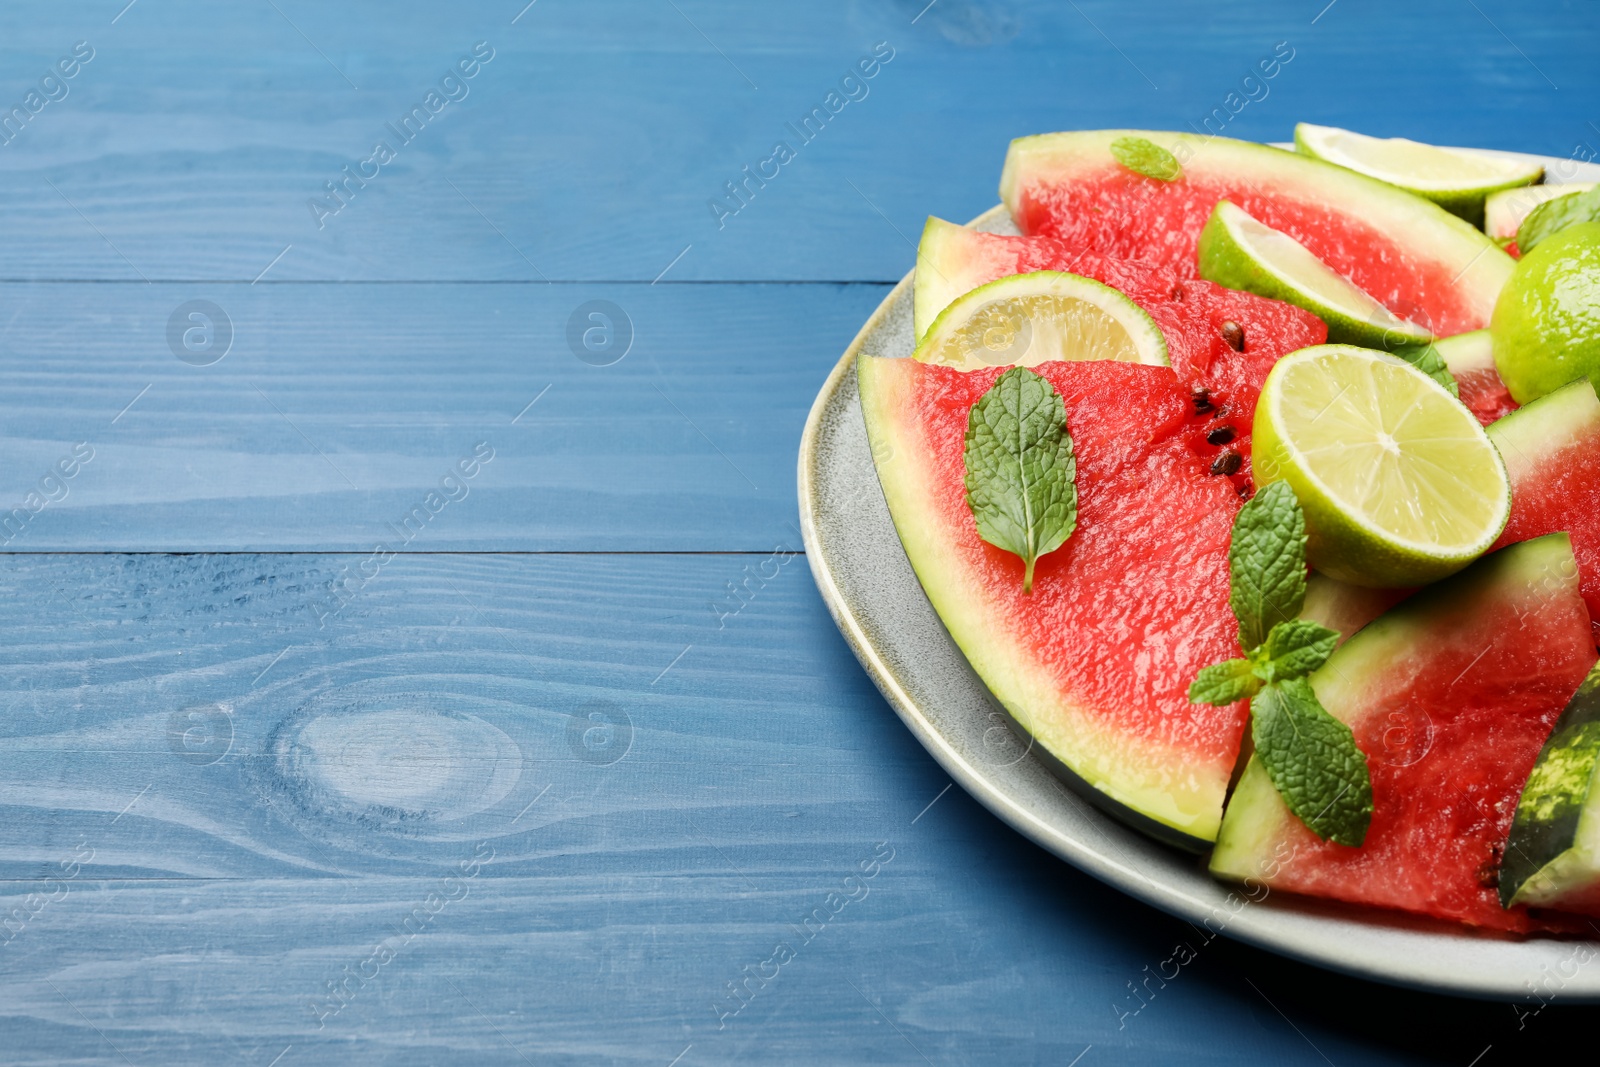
2;1;1598;1062
0;0;1593;282
0;282;886;551
3;551;1590;1066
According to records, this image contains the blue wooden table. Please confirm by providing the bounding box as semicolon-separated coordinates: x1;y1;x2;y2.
1;2;1596;1063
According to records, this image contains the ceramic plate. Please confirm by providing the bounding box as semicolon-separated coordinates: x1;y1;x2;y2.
797;147;1600;1001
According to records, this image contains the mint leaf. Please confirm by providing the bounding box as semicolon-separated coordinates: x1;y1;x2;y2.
1189;659;1262;706
963;367;1078;592
1517;185;1600;254
1391;343;1459;397
1110;136;1182;182
1256;619;1340;684
1228;480;1309;650
1252;678;1373;846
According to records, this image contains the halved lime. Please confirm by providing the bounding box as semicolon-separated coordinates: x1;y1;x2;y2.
1485;183;1597;243
1253;344;1511;587
1295;122;1542;224
1198;200;1432;350
912;270;1168;370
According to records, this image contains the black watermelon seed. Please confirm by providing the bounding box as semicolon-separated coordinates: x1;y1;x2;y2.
1219;320;1245;351
1210;450;1242;476
1206;425;1237;445
1192;387;1213;414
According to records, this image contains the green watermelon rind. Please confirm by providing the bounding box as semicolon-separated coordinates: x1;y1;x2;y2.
1488;376;1600;485
1500;662;1600;909
857;353;1226;849
1432;329;1496;377
915;217;1006;340
1000;130;1514;332
1211;533;1582;883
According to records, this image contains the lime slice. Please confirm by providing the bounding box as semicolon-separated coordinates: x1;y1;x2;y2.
912;270;1168;370
1485;183;1597;242
1198;200;1432;350
1253;344;1510;587
1294;122;1542;224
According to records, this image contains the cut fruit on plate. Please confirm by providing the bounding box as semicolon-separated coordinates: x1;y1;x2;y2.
910;218;1329;482
1000;129;1513;337
1252;345;1511;587
1501;661;1600;914
912;270;1168;370
1293;122;1543;224
857;355;1248;848
1490;377;1600;633
1211;533;1597;933
1486;182;1598;247
1198;200;1432;350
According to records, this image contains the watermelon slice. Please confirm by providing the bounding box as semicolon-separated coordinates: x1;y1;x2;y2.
913;218;1328;482
1210;534;1597;932
858;355;1248;847
1436;329;1519;425
1500;661;1600;914
1000;130;1513;338
1489;378;1600;639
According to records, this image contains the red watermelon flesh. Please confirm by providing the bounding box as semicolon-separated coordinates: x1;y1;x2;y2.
1432;330;1519;426
1009;173;1479;335
913;223;1327;486
1001;132;1514;339
858;355;1249;845
1459;368;1520;425
1490;379;1600;642
1212;535;1596;933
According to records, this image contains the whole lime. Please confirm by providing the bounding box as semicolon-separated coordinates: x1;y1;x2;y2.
1491;221;1600;403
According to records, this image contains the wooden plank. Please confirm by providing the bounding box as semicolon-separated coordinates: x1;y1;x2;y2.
0;281;886;551
0;551;929;880
0;1;1592;282
0;550;1545;1065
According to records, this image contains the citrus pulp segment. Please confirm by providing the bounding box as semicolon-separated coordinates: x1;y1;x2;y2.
1252;345;1510;587
912;271;1168;371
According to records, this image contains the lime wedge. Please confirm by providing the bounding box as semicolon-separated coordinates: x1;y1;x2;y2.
1198;200;1432;350
1485;183;1597;243
1295;122;1542;224
1252;344;1510;587
912;270;1168;370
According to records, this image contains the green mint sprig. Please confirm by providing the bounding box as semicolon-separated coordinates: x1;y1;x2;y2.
1188;480;1373;846
1517;185;1600;255
1110;136;1182;182
963;367;1078;593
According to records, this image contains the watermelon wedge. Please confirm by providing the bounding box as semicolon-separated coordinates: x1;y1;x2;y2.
1210;534;1597;932
858;355;1248;847
1500;661;1600;914
913;218;1328;481
1001;130;1513;338
1436;329;1518;425
1489;378;1600;639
